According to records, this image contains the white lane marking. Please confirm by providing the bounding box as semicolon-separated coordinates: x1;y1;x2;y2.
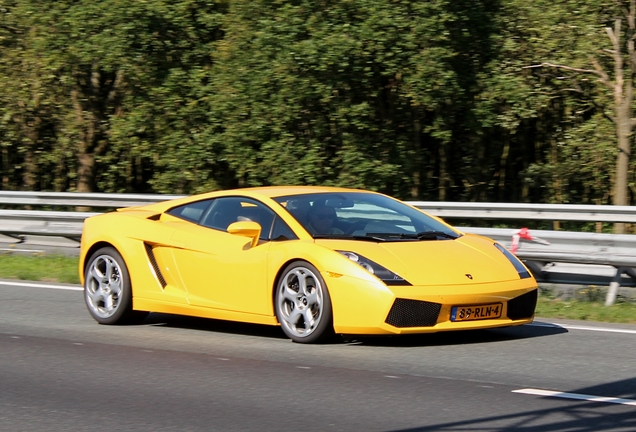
296;366;311;369
529;322;636;335
0;248;45;253
0;280;82;291
513;388;636;406
559;324;636;335
385;376;400;379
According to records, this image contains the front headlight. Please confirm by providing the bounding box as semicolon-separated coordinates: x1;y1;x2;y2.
338;251;411;286
494;243;532;279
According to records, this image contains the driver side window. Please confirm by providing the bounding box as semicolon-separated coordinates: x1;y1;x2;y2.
167;199;213;223
200;197;276;240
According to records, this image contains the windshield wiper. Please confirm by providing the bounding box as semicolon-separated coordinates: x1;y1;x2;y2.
366;232;419;240
416;231;460;240
365;231;459;240
313;234;387;242
314;232;460;242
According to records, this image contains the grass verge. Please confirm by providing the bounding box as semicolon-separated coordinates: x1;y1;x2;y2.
535;297;636;324
0;254;634;324
535;284;636;323
0;254;80;284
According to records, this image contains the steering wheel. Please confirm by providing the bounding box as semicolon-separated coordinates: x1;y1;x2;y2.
345;221;368;235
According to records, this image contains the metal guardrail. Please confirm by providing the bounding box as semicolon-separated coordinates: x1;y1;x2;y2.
0;209;98;239
1;191;635;304
463;227;636;303
3;190;636;220
410;201;636;223
464;228;636;267
0;190;185;208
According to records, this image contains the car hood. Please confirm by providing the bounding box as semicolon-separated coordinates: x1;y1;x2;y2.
315;233;522;286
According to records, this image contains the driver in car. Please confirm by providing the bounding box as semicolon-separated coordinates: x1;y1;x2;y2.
307;202;344;235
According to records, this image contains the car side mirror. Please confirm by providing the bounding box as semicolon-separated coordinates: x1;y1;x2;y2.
227;221;262;248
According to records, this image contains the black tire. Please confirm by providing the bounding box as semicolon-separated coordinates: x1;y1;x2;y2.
84;246;147;325
275;261;334;343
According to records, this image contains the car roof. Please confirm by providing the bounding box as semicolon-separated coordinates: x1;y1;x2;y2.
130;186;375;213
232;185;365;198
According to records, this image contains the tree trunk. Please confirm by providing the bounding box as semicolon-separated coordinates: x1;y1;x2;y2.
1;147;8;189
613;111;631;232
21;117;41;191
411;117;422;199
72;66;124;194
439;143;447;201
608;16;632;233
77;152;95;193
496;140;510;202
73;85;97;194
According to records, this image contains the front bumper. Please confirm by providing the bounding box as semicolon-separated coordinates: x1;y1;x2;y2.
327;274;538;335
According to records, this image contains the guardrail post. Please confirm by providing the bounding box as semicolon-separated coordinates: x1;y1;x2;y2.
605;276;621;307
605;267;636;306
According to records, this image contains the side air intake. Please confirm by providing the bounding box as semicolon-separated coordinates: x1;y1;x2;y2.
507;289;538;320
385;299;441;328
144;243;167;288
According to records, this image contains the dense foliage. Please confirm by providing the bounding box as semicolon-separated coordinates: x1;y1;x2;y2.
1;0;635;207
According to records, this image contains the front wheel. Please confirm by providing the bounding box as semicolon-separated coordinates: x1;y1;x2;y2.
84;246;147;325
275;261;333;343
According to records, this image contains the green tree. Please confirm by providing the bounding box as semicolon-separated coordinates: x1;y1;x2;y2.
0;1;64;190
103;0;230;194
0;0;631;213
524;0;636;231
0;0;228;194
210;0;467;198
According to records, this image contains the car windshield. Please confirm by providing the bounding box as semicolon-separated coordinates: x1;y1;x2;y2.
273;192;461;241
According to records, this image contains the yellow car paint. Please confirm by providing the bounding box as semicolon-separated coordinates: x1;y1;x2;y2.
79;186;538;339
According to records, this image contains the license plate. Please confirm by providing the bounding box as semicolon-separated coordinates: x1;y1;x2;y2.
451;303;502;322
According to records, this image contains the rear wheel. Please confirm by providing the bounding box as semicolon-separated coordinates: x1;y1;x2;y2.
84;247;147;325
275;261;333;343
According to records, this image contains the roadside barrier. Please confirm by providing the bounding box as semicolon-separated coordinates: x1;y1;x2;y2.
2;191;635;305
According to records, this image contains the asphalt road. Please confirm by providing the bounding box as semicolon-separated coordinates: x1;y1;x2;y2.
1;279;635;431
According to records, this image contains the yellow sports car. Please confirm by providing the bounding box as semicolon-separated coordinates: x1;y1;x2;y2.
80;186;538;343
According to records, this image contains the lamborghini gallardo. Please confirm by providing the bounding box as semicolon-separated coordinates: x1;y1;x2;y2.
80;187;538;343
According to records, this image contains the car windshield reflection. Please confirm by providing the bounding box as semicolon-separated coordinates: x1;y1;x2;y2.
274;192;461;241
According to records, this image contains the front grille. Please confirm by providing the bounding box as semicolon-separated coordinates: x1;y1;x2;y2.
507;289;538;320
144;243;167;288
385;298;441;328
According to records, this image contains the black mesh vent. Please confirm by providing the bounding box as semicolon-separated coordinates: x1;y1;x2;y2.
385;299;441;328
144;243;167;288
507;289;538;320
